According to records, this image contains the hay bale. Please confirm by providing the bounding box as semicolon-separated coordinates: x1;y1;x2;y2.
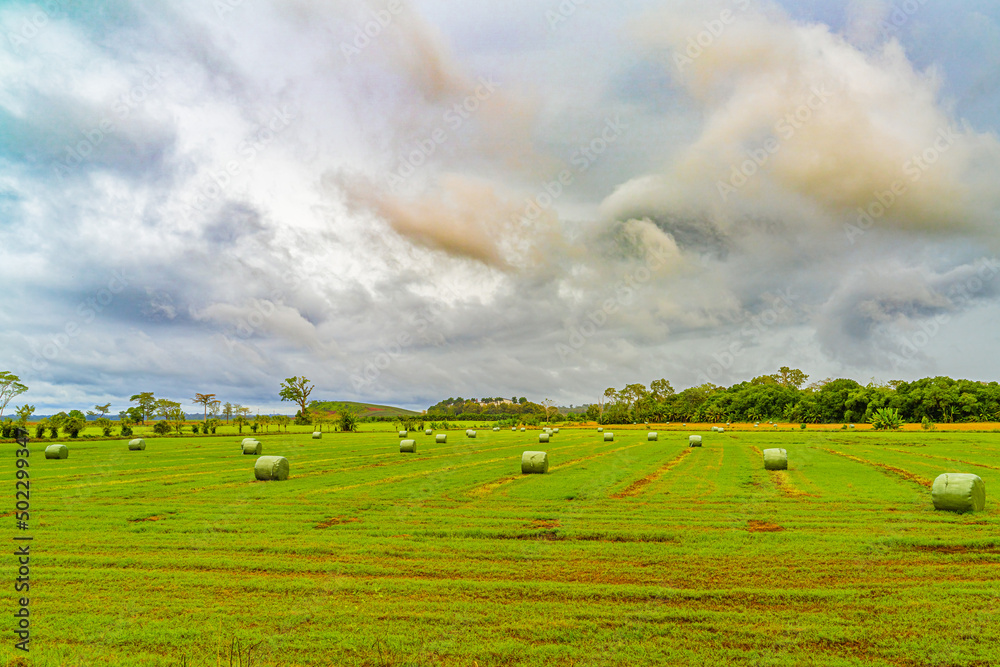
718;427;725;433
241;438;258;446
242;440;262;455
400;439;416;453
710;427;718;432
466;429;476;438
604;432;614;442
521;451;549;474
493;427;500;431
763;448;787;470
932;473;986;512
597;427;604;432
553;428;560;433
520;427;525;432
312;432;322;439
425;429;433;435
647;432;658;441
398;430;408;438
254;456;289;481
436;434;447;443
128;438;146;451
44;444;68;459
538;433;550;443
511;427;516;431
689;435;702;447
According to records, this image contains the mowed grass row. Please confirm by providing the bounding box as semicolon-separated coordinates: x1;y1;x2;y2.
2;429;999;666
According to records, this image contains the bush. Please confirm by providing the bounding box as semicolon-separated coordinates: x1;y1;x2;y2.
338;410;358;433
34;422;47;439
65;420;84;438
49;426;59;438
0;420;12;438
921;416;936;430
120;425;133;437
191;424;200;434
800;423;807;430
153;421;171;435
870;407;903;430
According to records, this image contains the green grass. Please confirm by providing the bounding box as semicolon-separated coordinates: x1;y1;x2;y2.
2;428;998;666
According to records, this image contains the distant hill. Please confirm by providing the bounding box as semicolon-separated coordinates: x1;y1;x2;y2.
309;401;421;419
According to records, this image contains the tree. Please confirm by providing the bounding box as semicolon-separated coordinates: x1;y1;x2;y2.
775;367;809;389
233;415;248;434
541;398;556;422
192;393;217;422
649;379;674;402
0;372;28;420
273;415;290;432
338;408;358;432
88;403;111;419
222;402;234;423
279;376;314;422
15;404;34;428
94;417;113;437
129;392;157;425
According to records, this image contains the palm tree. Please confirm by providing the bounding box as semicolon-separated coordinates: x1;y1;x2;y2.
192;393;217;423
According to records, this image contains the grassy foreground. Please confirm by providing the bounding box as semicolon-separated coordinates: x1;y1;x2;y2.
2;427;998;666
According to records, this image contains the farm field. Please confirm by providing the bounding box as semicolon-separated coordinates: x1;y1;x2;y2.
3;428;998;666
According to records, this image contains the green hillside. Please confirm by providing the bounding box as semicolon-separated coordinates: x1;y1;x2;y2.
308;400;421;418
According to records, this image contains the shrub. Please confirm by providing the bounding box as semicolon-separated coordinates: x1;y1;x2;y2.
800;423;807;430
153;421;171;435
120;425;133;437
0;420;12;438
921;416;936;430
870;407;903;430
338;410;358;433
64;419;84;438
191;424;200;435
49;426;59;438
34;422;47;439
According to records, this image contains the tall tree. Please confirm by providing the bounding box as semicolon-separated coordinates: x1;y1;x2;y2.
92;403;111;418
0;372;28;420
129;392;157;425
15;404;34;427
279;376;314;420
775;367;809;389
222;401;234;423
192;393;217;422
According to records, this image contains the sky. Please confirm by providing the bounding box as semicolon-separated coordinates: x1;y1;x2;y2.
2;0;1000;415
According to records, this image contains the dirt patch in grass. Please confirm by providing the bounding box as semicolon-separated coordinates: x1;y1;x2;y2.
611;449;692;498
747;520;784;533
822;448;932;488
467;476;520;498
770;471;812;497
315;516;361;529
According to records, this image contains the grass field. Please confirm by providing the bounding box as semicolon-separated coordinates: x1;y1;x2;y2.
3;427;998;666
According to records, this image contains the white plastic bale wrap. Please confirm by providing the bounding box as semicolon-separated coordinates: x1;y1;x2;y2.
689;435;702;447
521;451;549;474
425;429;433;435
718;428;725;433
254;455;290;481
466;429;476;438
312;432;322;439
242;440;262;455
553;428;559;433
932;473;986;512
604;432;614;442
647;432;658;441
763;448;787;470
400;439;416;453
128;438;146;451
45;444;69;459
538;433;550;443
241;438;258;446
436;434;447;443
520;427;525;432
398;430;407;438
597;427;604;432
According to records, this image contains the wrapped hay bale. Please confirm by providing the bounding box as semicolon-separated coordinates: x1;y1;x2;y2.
312;432;322;439
689;435;702;447
511;427;516;431
538;433;550;443
436;434;447;443
521;451;549;474
466;429;476;438
241;438;258;447
647;432;658;441
932;473;986;512
604;432;614;442
553;428;560;433
711;427;718;432
398;430;407;438
763;448;787;470
425;429;433;435
254;456;289;481
597;427;604;432
400;439;416;453
718;427;725;433
242;440;262;455
520;427;525;432
45;444;69;459
128;438;146;451
493;427;500;431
